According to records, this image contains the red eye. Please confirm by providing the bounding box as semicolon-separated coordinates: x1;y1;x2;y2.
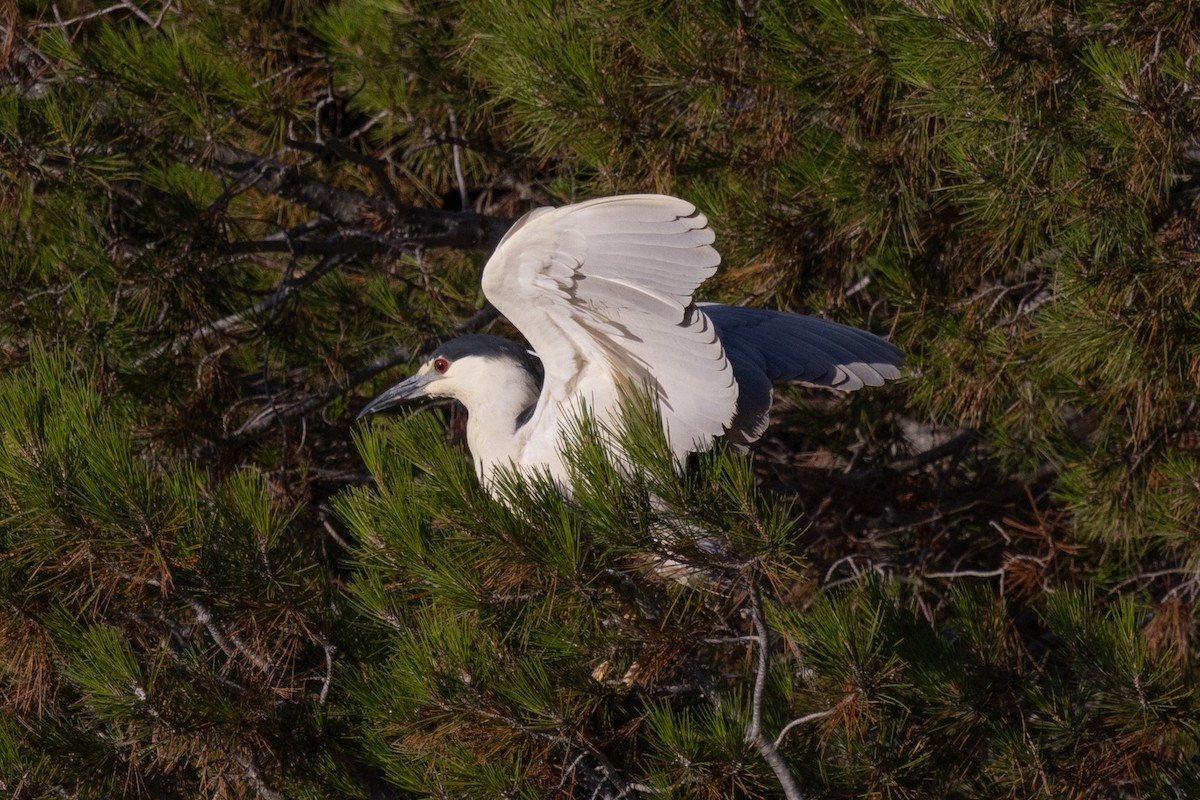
433;358;449;373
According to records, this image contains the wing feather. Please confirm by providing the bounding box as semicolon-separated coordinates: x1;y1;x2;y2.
481;195;738;473
701;303;904;447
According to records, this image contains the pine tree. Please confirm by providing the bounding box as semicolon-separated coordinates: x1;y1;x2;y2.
3;1;1199;798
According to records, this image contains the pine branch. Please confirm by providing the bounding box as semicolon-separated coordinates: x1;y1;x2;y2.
774;695;857;748
744;575;806;800
285;135;401;205
200;143;515;250
131;253;353;368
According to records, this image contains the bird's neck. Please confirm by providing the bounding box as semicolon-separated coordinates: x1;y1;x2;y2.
460;371;541;486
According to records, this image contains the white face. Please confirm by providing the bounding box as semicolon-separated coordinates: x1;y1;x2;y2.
361;350;522;419
359;346;542;421
418;350;546;415
415;354;496;401
413;354;454;396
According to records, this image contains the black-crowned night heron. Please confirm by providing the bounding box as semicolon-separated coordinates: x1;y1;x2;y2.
359;194;903;491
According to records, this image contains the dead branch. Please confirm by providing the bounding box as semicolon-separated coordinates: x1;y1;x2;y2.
201;142;514;250
744;575;807;800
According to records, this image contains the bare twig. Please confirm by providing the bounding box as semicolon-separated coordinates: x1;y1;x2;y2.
315;633;336;707
152;0;174;28
182;593;275;675
744;581;769;745
130;253;351;367
287;135;401;205
774;694;857;748
233;748;286;800
219;235;391;257
743;576;807;800
923;568;1006;580
447;107;470;211
39;2;128;27
118;0;158;28
114;572;280;679
887;428;979;473
37;0;168;31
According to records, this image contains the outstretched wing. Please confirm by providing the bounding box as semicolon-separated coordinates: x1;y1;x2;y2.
481;195;738;465
701;303;904;447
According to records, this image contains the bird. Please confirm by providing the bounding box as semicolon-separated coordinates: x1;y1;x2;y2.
358;194;903;493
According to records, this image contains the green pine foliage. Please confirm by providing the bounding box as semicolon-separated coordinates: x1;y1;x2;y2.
336;405;1200;797
0;351;348;796
3;0;1199;797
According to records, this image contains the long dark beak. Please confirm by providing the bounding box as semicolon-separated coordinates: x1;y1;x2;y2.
357;373;431;419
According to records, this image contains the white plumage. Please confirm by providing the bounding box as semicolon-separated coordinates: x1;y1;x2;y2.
359;194;904;490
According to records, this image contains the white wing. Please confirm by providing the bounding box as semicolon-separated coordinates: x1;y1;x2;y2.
480;195;737;470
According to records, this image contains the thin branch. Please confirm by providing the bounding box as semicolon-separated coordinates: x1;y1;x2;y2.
447;107;470;211
118;0;158;28
887;428;979;474
152;0;174;27
130;253;351;367
774;694;857;748
220;235;391;257
38;2;128;26
821;427;980;492
1108;567;1200;595
114;576;283;685
200;142;513;250
318;506;356;551
315;633;335;707
923;568;1006;580
744;575;807;800
744;579;769;745
233;748;286;800
182;593;275;675
286;135;400;205
572;739;635;800
38;0;168;31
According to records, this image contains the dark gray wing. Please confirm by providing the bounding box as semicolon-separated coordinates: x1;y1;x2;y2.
700;303;905;447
